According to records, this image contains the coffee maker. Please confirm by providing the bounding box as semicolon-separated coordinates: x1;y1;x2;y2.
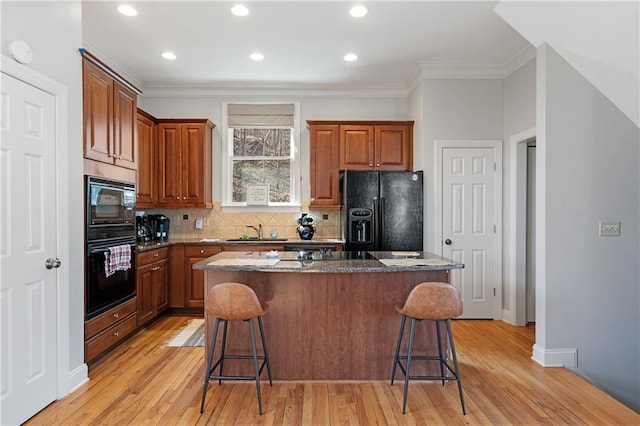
136;215;153;243
149;214;170;240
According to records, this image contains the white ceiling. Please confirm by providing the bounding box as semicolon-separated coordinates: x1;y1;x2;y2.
81;1;532;90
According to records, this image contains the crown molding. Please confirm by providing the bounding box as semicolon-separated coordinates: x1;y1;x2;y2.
81;39;144;90
141;83;409;99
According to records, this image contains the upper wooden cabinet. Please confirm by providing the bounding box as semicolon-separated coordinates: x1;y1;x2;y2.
307;120;414;209
307;122;341;209
136;109;157;207
340;122;413;171
83;58;138;170
157;119;214;208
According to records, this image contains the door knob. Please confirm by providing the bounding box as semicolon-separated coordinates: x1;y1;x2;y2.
45;258;62;269
444;239;452;245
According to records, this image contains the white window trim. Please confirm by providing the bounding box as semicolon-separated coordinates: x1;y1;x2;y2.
221;102;301;212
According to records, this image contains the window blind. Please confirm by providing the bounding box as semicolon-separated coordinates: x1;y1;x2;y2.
228;103;294;128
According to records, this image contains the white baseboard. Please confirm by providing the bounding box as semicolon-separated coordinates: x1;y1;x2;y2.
531;344;577;369
67;363;89;395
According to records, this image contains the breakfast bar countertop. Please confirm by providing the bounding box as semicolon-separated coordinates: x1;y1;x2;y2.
135;237;345;252
193;250;463;273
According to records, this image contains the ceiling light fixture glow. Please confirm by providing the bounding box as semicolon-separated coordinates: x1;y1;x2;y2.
117;4;137;17
250;52;264;61
344;53;358;62
231;5;250;16
349;5;368;18
161;51;177;60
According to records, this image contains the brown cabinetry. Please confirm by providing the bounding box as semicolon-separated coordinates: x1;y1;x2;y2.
136;109;157;207
84;297;137;362
157;120;214;208
307;123;341;209
340;122;413;171
183;245;221;308
83;58;138;170
136;248;169;326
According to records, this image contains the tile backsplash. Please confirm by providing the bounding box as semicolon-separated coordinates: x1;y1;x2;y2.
140;202;341;240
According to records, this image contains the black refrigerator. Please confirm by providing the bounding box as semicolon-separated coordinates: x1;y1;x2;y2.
341;170;423;251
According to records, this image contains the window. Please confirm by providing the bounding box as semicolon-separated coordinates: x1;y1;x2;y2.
223;103;300;208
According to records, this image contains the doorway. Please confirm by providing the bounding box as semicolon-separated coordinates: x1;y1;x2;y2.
526;142;536;323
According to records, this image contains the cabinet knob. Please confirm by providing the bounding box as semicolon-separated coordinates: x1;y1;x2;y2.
376;163;380;167
310;198;315;202
183;197;186;200
113;312;119;318
369;163;373;167
113;331;120;337
200;249;204;254
176;197;180;200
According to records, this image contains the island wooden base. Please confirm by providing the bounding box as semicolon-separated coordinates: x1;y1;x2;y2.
204;269;450;380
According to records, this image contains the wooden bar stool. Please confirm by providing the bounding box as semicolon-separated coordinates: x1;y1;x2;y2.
391;281;466;415
200;282;273;415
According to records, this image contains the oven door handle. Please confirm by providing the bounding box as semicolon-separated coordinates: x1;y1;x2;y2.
89;243;136;255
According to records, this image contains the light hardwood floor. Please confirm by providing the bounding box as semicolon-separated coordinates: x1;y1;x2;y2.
27;316;638;425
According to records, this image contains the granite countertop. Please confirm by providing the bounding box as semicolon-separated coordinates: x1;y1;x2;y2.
135;237;345;252
193;250;464;273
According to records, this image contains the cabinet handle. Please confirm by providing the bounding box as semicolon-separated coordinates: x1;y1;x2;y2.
113;313;119;318
113;331;120;337
153;253;159;257
152;266;160;271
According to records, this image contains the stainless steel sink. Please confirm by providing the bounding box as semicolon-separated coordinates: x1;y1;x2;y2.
225;238;289;242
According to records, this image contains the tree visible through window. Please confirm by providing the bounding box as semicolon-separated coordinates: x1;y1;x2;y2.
231;128;292;203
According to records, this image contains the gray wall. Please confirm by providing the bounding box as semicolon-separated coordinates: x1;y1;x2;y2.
537;44;640;411
1;1;85;388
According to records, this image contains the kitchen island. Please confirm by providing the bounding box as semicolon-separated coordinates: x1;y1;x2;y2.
193;250;463;380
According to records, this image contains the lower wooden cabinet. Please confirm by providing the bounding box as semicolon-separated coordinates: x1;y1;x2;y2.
84;297;137;363
183;245;221;308
136;248;169;326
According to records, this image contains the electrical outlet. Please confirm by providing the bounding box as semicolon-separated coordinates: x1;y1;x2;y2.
183;214;189;220
195;217;203;230
322;214;329;220
599;221;621;236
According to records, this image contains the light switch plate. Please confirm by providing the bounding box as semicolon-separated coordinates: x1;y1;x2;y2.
599;221;621;236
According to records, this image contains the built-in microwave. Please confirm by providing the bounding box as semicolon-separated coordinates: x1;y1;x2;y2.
86;176;136;241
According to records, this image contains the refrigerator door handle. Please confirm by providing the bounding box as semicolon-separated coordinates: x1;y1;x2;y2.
379;197;385;250
373;197;380;250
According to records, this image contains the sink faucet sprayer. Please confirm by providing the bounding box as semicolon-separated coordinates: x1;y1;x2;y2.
246;224;263;240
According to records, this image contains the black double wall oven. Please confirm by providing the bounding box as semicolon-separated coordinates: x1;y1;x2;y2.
85;176;137;320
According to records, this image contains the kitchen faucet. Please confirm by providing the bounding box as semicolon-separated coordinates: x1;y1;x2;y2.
246;224;263;240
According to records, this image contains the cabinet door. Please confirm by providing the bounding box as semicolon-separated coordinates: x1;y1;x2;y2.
340;125;374;170
136;263;155;326
83;61;113;164
113;81;137;169
181;123;206;205
136;112;156;206
158;123;183;204
375;124;412;171
309;124;340;208
184;246;221;308
153;259;169;314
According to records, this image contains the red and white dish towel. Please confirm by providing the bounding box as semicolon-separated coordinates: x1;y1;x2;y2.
104;245;131;277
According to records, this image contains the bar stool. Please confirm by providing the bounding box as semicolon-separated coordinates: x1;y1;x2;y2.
200;282;273;415
391;281;466;415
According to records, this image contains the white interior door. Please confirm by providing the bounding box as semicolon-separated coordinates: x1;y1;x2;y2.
1;72;59;425
442;147;497;319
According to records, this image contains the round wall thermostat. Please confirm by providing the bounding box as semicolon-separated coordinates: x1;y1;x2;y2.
9;40;33;64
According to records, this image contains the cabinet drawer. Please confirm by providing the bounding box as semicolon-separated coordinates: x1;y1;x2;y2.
184;245;221;257
137;247;169;266
84;297;137;339
85;313;137;362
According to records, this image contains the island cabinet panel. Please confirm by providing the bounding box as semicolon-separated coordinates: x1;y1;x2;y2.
157;120;214;208
308;123;341;209
183;245;221;308
83;59;138;170
135;110;157;207
203;269;449;380
136;248;169;327
168;245;185;308
339;122;413;171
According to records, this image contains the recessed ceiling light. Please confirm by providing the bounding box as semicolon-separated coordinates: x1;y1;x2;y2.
349;5;368;18
161;52;176;60
250;52;264;61
231;5;250;16
117;4;137;17
344;53;358;62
